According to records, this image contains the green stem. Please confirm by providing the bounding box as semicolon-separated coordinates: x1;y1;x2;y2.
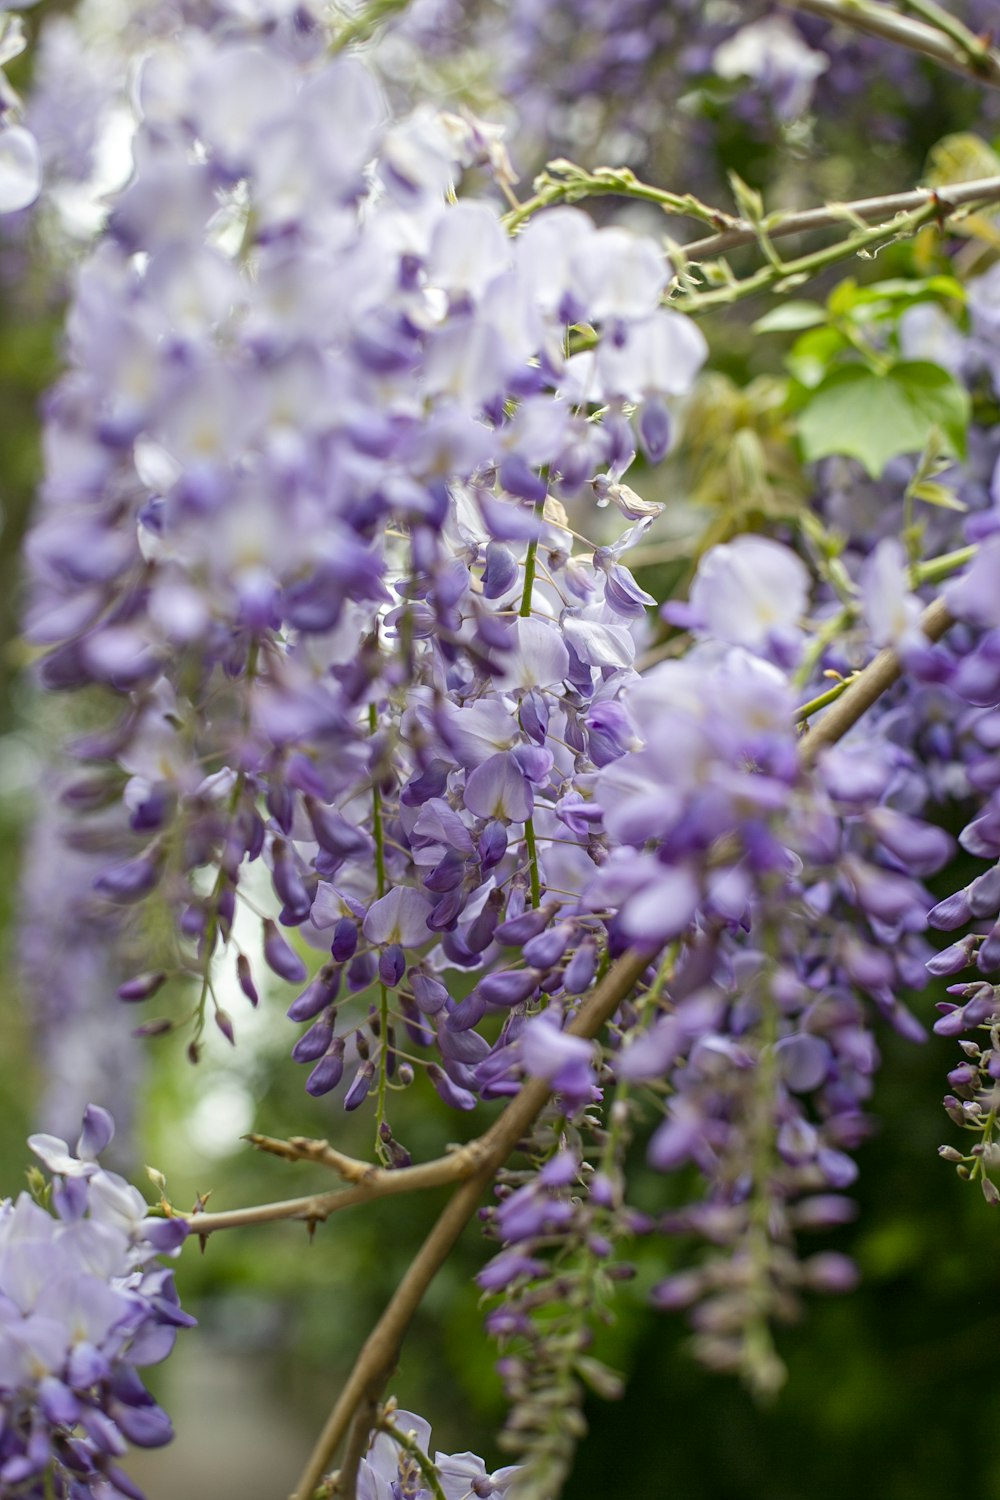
601;946;676;1173
903;481;918;567
914;542;977;585
375;983;391;1164
524;816;541;909
795;674;859;725
329;0;412;53
369;700;390;1162
969;1106;997;1180
193;638;260;1049
519;504;542;910
898;0;994;66
502;160;736;235
792;605;855;691
643;945;675;1014
799;514;858;608
369;702;386;900
672;196;954;314
520;536;539;618
742;965;785;1398
378;1419;449;1500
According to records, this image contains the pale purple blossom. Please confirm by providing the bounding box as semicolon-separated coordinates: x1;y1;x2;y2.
0;1111;191;1497
862;538;925;653
683;536;809;658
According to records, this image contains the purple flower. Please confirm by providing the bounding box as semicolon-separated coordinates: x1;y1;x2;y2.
363;887;434;947
947;538;1000;629
684;536;809;657
520;1013;597;1104
714;16;828;119
0;124;41;213
0;1110;191;1497
263;920;308;984
861;539;925;653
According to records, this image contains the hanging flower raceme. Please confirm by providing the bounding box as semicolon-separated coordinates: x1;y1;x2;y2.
563;534;956;1385
899;536;1000;1197
23;1;713;1116
0;1106;192;1498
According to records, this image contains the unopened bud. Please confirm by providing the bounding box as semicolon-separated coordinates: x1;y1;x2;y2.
575;1356;624;1401
117;972;167;1003
214;1010;236;1046
132;1018;173;1038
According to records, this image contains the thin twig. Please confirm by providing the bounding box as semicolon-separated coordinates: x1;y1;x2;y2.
900;0;997;63
681;173;1000;261
794;673;860;724
183;1139;490;1235
502;160;738;235
671;183;1000;314
783;0;1000;86
246;1134;381;1178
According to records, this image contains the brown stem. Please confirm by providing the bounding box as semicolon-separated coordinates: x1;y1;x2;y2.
183;1139;491;1235
328;1402;380;1499
799;595;954;763
681;174;1000;262
782;0;1000;86
288;944;655;1500
247;1134;380;1176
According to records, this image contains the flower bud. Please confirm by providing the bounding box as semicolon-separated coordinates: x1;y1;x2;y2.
263;920;307;984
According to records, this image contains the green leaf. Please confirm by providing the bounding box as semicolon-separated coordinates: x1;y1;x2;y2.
753;301;827;334
834;276;966;310
797;361;970;477
727;170;765;223
826;277;860;318
785;326;850;388
908;480;967;511
926;131;1000;188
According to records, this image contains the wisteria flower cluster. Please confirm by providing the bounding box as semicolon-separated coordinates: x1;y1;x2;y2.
0;1108;191;1499
24;2;709;1130
9;0;1000;1497
357;1409;519;1500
